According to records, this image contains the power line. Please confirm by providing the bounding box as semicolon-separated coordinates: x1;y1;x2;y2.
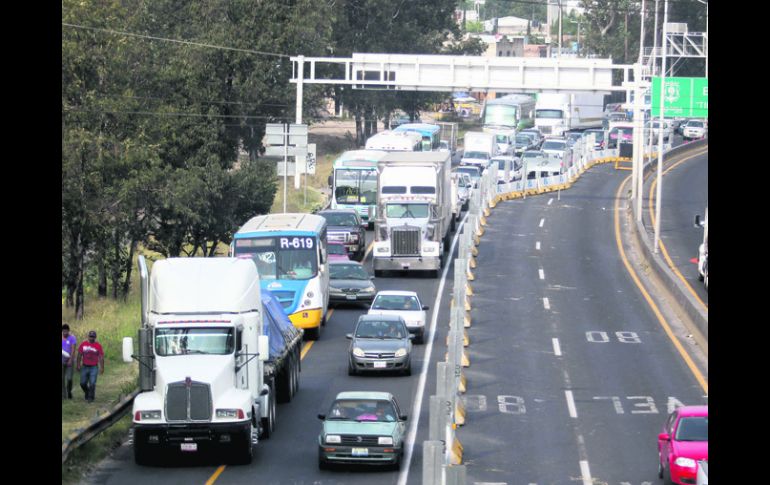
62;22;289;58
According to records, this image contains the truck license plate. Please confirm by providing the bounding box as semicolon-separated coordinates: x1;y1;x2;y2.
352;447;368;457
346;295;357;300
373;361;386;368
181;443;197;452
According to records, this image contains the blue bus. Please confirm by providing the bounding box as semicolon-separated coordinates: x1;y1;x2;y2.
393;123;441;151
231;213;329;340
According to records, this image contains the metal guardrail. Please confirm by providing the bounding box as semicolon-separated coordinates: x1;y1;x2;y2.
62;389;140;464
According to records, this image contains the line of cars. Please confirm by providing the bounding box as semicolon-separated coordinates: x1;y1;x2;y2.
313;207;432;470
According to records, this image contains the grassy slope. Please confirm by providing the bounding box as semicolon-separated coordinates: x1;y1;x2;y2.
61;128;352;482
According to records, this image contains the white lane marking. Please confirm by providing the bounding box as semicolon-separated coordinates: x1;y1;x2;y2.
543;297;550;310
579;460;592;485
539;218;545;227
398;212;467;485
552;338;562;356
548;197;554;205
536;241;541;250
539;268;545;280
565;390;577;418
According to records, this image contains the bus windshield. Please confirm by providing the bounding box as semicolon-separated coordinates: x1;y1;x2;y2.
155;327;234;356
234;236;318;280
334;169;377;205
484;105;517;127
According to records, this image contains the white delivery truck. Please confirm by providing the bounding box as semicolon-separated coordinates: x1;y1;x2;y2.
461;131;498;167
123;256;303;465
534;92;605;137
483;126;516;156
373;151;453;278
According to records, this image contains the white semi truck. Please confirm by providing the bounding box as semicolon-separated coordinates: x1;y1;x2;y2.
373;151;453;278
123;256;302;465
534;92;605;137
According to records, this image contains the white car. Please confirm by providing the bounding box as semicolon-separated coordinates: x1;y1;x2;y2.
644;120;673;143
683;120;707;140
490;156;522;183
540;139;573;169
367;291;429;344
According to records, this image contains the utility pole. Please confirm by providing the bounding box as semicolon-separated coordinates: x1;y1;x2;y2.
654;0;668;254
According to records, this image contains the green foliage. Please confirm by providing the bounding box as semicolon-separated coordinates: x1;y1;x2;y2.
466;20;484;33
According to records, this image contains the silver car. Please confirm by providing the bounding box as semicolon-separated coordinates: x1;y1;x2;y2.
367;291;429;344
347;315;413;376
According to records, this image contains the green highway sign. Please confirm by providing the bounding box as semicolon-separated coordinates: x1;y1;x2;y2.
651;77;708;118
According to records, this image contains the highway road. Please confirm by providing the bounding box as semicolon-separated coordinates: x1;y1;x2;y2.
644;145;709;305
84;227;464;485
456;161;707;484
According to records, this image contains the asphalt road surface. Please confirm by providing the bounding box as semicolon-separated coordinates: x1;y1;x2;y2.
456;162;707;484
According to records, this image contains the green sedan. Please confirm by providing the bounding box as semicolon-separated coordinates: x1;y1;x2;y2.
318;391;408;470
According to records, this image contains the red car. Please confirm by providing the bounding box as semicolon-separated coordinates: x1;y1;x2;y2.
327;241;352;262
658;405;708;484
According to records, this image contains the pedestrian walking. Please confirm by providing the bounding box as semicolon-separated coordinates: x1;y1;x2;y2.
76;330;104;403
62;324;77;399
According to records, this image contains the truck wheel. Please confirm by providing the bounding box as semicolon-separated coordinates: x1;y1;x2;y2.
133;441;154;466
277;367;291;403
292;356;300;396
231;423;254;465
305;326;320;341
260;379;276;439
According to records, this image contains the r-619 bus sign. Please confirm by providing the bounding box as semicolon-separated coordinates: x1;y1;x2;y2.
651;77;708;118
279;237;315;249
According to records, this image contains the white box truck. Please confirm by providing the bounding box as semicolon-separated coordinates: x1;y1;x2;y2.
373;151;453;278
461;131;499;167
123;256;302;465
534;92;605;137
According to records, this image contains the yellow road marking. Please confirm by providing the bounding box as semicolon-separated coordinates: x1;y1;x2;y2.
205;308;334;484
647;148;709;311
615;173;708;394
205;466;226;485
363;240;375;261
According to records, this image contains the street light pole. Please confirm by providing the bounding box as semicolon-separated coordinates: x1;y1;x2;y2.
654;0;668;254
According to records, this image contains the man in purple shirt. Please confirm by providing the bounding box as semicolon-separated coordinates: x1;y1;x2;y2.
62;324;77;399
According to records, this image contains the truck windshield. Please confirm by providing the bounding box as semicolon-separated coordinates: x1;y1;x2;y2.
155;327;234;356
464;151;489;160
483;105;517;127
535;109;564;119
234;237;318;280
334;169;377;205
386;203;429;218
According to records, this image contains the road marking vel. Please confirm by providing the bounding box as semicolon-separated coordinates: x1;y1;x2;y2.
552;338;562;356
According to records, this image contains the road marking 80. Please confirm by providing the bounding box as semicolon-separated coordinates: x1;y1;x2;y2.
586;331;641;343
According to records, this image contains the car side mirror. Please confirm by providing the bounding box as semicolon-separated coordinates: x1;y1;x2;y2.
318;414;326;420
407;334;415;340
399;414;408;421
345;333;353;339
658;433;670;441
422;305;429;311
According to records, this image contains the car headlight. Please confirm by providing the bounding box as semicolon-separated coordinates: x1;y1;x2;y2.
378;436;394;445
376;246;389;253
362;286;375;293
330;286;341;292
349;234;359;242
395;348;407;357
674;457;696;468
352;347;365;357
408;320;423;327
216;409;244;419
422;246;437;254
325;434;341;444
137;410;162;421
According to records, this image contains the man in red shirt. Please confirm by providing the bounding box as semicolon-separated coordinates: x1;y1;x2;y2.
76;330;105;403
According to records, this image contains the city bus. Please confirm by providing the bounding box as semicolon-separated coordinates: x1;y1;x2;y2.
329;150;389;227
365;130;423;152
481;94;536;131
393;123;441;151
231;213;329;340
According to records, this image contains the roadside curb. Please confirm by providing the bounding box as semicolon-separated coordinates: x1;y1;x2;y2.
630;139;708;341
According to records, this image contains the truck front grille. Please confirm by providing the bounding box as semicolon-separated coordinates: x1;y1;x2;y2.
540;126;552;134
391;227;420;256
166;381;212;422
340;435;381;446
